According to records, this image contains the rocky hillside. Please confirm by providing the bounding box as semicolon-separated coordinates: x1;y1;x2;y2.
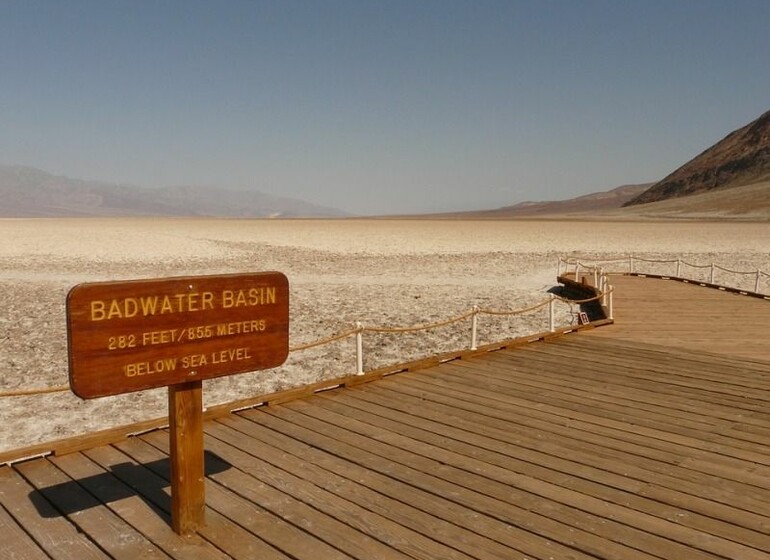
626;110;770;206
0;165;345;218
617;180;770;220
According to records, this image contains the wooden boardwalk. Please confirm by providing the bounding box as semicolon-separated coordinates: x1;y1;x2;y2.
1;275;769;559
587;274;770;362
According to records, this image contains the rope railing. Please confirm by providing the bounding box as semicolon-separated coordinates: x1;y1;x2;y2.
0;385;70;397
559;255;768;295
0;286;611;397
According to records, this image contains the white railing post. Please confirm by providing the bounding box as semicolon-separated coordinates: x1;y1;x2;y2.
593;267;598;287
756;270;761;293
557;258;562;277
548;294;555;332
601;273;608;306
710;263;715;284
608;285;614;320
676;259;681;277
470;306;479;350
355;322;364;375
575;262;581;282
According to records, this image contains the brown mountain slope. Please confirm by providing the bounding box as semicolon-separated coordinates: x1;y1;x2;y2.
626;110;770;206
615;179;770;220
428;183;651;219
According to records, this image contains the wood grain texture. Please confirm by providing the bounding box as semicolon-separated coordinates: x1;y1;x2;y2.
67;272;289;398
168;381;205;535
585;274;770;362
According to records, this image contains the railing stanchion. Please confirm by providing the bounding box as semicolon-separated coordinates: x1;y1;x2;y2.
756;270;761;293
676;259;681;277
575;262;581;282
593;267;598;287
602;273;608;306
355;322;364;375
470;306;479;350
549;295;555;332
608;285;614;320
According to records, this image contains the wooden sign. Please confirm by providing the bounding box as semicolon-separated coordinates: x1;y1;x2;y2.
67;272;290;399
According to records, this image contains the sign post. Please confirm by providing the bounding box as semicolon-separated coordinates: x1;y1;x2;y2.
66;272;289;534
169;380;204;534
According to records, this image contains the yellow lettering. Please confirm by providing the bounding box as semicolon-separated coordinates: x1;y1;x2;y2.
123;298;138;318
89;287;276;322
139;296;158;315
91;300;106;321
107;300;122;320
181;353;207;369
235;290;247;307
123;358;177;377
211;347;252;364
222;290;234;308
142;329;178;346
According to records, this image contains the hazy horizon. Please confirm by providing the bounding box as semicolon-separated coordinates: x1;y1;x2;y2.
2;1;768;214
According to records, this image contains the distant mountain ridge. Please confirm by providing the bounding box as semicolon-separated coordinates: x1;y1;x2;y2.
0;165;346;217
486;183;651;216
626;110;770;206
430;183;652;218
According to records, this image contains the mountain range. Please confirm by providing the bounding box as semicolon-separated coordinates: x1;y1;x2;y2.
448;109;770;219
0;165;346;218
3;109;769;219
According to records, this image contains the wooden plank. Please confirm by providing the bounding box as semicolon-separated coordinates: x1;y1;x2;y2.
82;442;291;560
516;343;770;401
449;355;733;431
0;466;108;560
204;419;498;560
14;457;169;560
195;434;438;560
212;413;563;560
491;342;770;414
311;389;770;552
537;337;770;388
391;364;770;475
139;429;406;560
446;356;770;461
382;372;770;499
248;406;715;560
324;378;766;542
48;451;228;560
304;384;770;552
0;501;50;560
583;276;770;362
451;353;742;430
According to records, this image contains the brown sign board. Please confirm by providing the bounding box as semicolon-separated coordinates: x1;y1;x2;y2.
67;272;289;399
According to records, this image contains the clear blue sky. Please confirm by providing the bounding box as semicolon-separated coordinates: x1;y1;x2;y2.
2;1;768;215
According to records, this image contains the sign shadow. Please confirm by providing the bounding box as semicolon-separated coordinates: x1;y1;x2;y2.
28;450;231;519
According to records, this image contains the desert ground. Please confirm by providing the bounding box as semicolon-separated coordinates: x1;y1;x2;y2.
1;218;769;453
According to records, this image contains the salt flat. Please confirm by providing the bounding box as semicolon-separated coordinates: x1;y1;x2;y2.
1;218;768;452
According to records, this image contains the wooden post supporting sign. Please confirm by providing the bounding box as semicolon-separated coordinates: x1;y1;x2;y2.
66;272;289;535
169;380;205;534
